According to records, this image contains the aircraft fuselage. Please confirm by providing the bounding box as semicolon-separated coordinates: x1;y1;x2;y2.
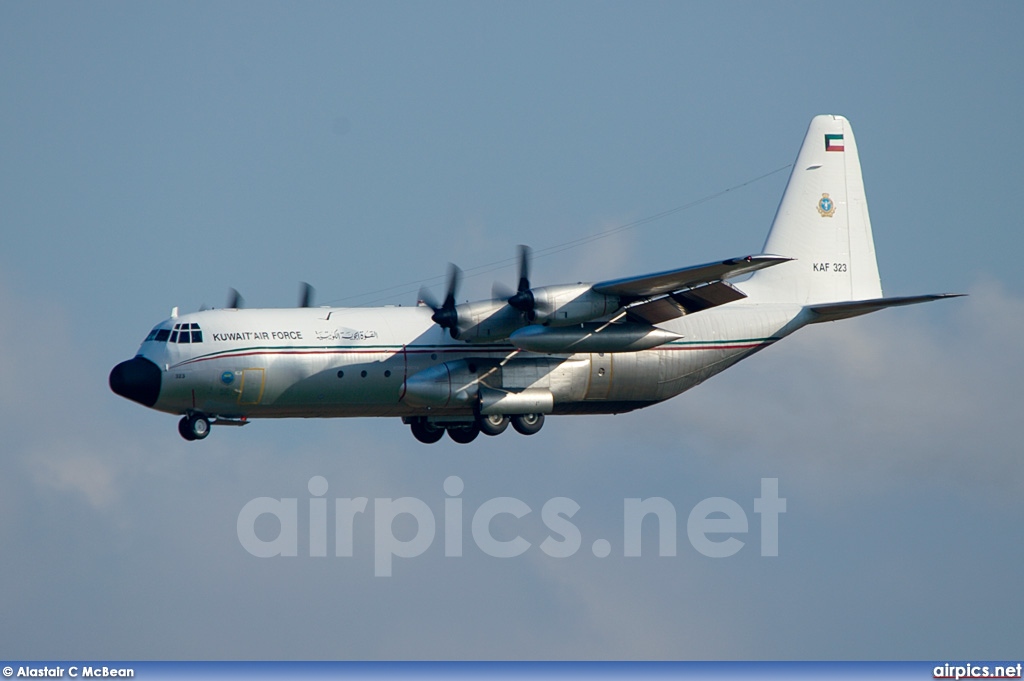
113;302;804;423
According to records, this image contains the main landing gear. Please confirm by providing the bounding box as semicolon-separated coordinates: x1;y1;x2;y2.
407;413;545;444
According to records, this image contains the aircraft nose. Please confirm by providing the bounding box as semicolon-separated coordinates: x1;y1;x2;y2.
109;356;162;407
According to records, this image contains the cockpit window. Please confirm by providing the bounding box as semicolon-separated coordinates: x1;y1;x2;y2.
169;322;203;344
148;323;203;344
145;326;172;343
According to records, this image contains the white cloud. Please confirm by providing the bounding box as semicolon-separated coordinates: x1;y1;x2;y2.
28;444;119;509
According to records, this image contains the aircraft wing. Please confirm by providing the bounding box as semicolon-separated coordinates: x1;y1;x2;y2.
806;293;966;323
593;254;791;324
593;254;791;299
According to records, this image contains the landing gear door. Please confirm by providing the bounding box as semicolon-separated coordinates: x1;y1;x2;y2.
585;353;613;400
238;368;266;405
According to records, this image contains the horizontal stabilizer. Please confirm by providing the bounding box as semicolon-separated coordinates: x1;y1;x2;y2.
593;254;791;299
807;293;965;324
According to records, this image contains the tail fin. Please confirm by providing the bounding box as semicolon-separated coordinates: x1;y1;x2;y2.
745;115;883;304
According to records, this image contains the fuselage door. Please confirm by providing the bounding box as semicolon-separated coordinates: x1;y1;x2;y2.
585;353;613;400
238;368;266;405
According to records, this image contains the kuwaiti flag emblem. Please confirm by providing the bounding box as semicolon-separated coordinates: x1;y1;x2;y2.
825;134;845;152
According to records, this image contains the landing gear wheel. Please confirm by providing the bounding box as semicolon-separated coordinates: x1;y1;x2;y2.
178;417;196;441
478;413;509;436
511;413;545;435
447;422;480;444
179;414;210;441
410;419;444;444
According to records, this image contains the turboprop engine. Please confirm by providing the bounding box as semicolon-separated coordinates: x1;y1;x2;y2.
512;284;619;326
447;284;621;341
419;254;624;342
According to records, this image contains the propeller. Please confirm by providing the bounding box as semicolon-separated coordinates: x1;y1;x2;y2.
506;245;537;320
419;263;462;338
227;288;245;309
299;282;315;308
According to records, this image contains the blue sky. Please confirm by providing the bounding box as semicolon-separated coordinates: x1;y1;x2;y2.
1;1;1021;660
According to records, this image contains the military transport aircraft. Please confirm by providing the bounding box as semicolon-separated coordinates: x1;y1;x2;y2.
110;115;960;444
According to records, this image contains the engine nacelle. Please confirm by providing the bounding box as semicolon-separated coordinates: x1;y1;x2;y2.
509;322;681;354
402;359;483;408
528;284;619;326
450;299;525;342
478;387;553;415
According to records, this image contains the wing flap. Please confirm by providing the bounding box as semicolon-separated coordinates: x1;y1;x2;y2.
626;281;748;324
593;255;791;299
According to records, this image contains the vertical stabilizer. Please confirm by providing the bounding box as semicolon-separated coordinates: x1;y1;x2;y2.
745;115;883;304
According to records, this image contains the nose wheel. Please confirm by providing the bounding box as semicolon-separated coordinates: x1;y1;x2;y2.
178;413;211;441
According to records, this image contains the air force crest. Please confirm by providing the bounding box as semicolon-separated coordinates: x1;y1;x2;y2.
817;193;836;218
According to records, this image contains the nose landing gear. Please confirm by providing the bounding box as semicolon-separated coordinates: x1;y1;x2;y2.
178;413;211;441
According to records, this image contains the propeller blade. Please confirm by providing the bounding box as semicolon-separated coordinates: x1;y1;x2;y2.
299;282;315;308
418;286;440;311
420;264;462;338
443;263;462;309
517;244;532;293
431;306;458;331
507;288;535;313
507;244;536;316
227;288;244;309
492;281;514;301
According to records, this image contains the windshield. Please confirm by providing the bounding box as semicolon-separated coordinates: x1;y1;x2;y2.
144;322;201;344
